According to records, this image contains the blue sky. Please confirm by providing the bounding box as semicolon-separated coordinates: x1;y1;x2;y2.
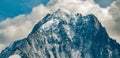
94;0;115;8
0;0;49;21
0;0;115;22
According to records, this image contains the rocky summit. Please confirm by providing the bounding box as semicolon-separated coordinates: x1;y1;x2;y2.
0;9;120;58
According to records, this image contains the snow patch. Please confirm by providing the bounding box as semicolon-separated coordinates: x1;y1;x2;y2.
8;54;21;58
63;25;75;41
41;19;59;31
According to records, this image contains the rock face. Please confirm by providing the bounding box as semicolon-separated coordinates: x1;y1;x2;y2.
0;9;120;58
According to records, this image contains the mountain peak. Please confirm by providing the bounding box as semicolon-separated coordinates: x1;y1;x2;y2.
0;9;120;58
85;14;101;30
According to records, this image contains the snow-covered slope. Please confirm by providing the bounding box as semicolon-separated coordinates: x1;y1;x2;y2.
0;9;120;58
8;54;21;58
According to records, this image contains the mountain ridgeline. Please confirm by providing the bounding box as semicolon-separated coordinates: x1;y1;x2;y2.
0;9;120;58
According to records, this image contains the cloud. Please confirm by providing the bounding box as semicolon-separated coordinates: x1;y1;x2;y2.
0;4;50;44
47;0;112;20
106;0;120;43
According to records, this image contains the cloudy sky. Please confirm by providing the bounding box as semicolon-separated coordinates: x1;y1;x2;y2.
0;0;120;51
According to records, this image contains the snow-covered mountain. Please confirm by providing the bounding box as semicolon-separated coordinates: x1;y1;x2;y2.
0;9;120;58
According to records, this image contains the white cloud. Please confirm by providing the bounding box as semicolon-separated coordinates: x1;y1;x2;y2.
106;0;120;43
47;0;112;22
0;4;50;44
8;54;21;58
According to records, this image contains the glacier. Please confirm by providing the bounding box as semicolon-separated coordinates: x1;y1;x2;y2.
0;9;120;58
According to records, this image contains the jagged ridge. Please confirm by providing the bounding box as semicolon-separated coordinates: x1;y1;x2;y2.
0;9;120;58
